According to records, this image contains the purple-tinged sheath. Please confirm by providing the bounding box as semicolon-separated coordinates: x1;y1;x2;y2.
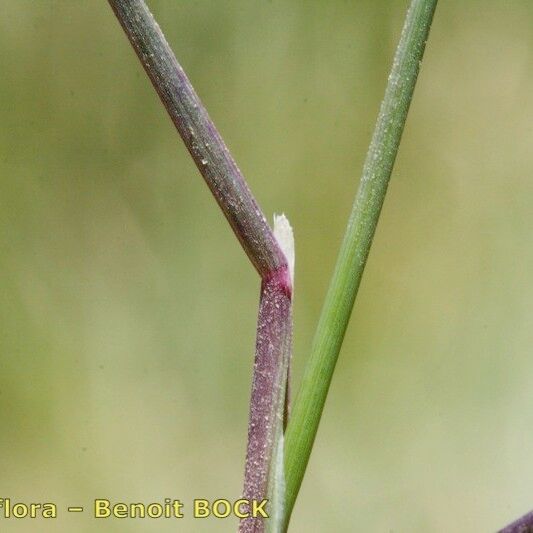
499;509;533;533
108;3;294;532
240;266;292;533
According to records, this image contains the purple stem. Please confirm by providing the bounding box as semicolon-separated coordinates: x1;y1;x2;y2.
499;509;533;533
240;267;292;533
107;3;293;531
107;0;287;278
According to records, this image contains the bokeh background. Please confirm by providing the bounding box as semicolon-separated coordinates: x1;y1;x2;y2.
1;1;533;531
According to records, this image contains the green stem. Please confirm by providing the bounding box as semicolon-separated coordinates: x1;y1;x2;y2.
283;0;438;527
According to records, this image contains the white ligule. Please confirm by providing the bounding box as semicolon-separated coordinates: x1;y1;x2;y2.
273;213;295;287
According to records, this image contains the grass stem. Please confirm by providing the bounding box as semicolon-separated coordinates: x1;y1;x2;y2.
107;0;287;278
108;3;293;530
498;509;533;533
283;0;438;527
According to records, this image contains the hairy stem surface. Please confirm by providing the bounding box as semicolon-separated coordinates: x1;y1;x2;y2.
240;267;292;533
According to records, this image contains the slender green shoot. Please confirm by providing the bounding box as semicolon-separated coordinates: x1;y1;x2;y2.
283;0;438;527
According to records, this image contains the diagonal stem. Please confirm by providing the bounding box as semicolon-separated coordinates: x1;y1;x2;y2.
107;0;286;278
282;0;438;528
498;509;533;533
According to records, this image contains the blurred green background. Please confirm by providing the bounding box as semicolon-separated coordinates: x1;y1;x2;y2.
1;1;532;531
